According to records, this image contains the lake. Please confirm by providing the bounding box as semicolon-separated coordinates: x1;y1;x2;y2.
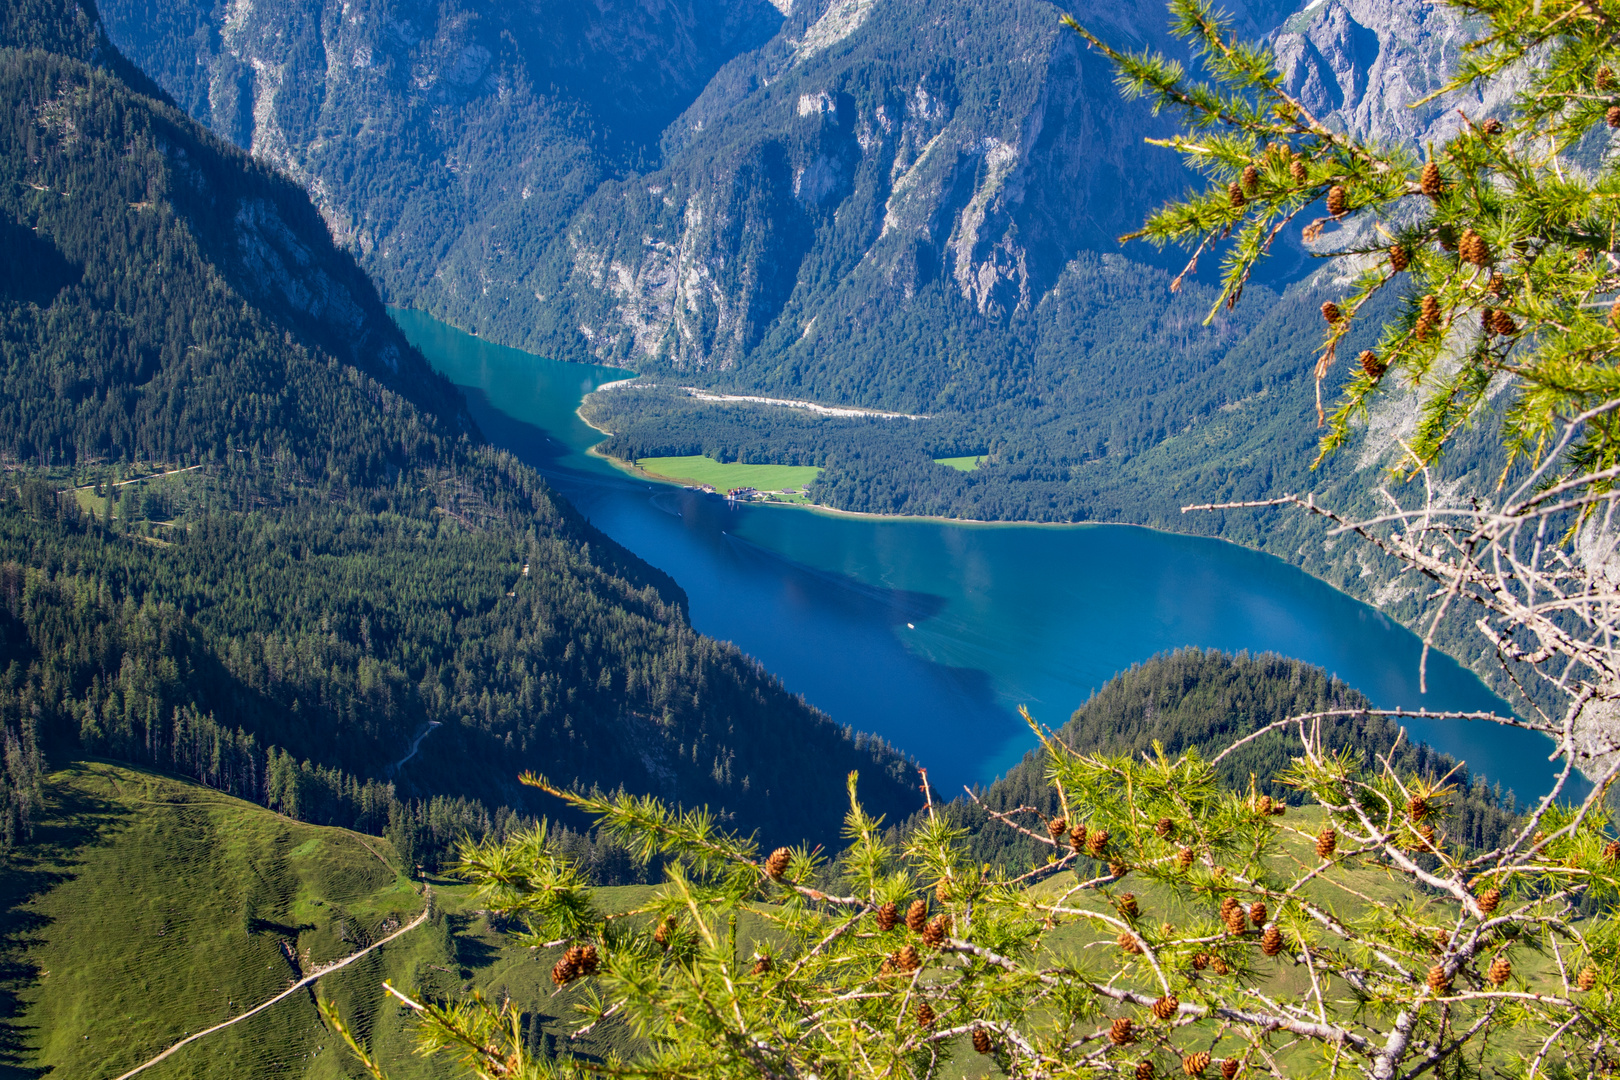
394;308;1563;802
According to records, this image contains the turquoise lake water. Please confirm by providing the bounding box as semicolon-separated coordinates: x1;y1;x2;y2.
393;308;1563;801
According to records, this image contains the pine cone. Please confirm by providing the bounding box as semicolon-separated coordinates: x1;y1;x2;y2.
1211;957;1231;975
1119;931;1143;955
1070;824;1088;849
972;1027;993;1054
1221;1059;1241;1080
1407;795;1430;820
1360;350;1387;378
1249;902;1267;926
1420;161;1444;197
1488;956;1511;985
1600;66;1616;90
1459;228;1489;266
1088;829;1111;857
654;916;676;947
1322;301;1342;324
1481;117;1504;135
922;913;950;948
916;1001;935;1028
1417;823;1436;849
936;878;951;904
577;945;599;976
751;954;772;975
1137;1061;1157;1080
1048;817;1069;839
1608;105;1620;128
1256;795;1274;815
1176;847;1195;871
1389;245;1410;272
1156;817;1174;838
1261;925;1284;956
1491;309;1517;336
765;847;792;879
1191;953;1210;971
897;944;921;972
1435;929;1450;949
1603;839;1620;862
1229;182;1246;208
1578;965;1598;991
1117;893;1140;919
1184;1051;1212;1077
1219;896;1240;920
1242;164;1259;192
1225;909;1248;935
1421;294;1441;319
1110;1017;1137;1045
551;956;578;986
1290;159;1308;183
1151;993;1179;1020
875;901;898;932
1427;964;1451;994
1326;185;1348;215
906;899;929;933
1488;271;1505;294
1477;887;1501;915
1110;860;1131;880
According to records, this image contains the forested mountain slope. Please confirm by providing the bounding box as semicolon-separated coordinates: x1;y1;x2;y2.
0;0;920;856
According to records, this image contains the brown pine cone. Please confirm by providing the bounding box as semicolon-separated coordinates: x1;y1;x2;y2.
1491;309;1516;336
1420;161;1444;197
1151;993;1179;1020
1219;896;1239;920
916;1001;935;1028
935;878;950;904
1117;893;1140;919
1119;931;1143;955
765;847;793;879
1488;271;1505;294
1435;929;1450;949
1407;795;1430;820
1229;182;1246;208
1225;909;1248;936
1156;817;1174;838
1261;925;1284;956
906;899;929;933
1048;817;1069;839
654;916;676;947
576;944;599;976
1221;1059;1241;1080
1290;159;1308;183
1487;956;1511;985
1070;824;1088;849
897;944;921;972
1191;953;1210;971
1578;965;1598;991
1321;301;1342;324
1176;847;1195;871
1427;964;1451;994
751;954;772;975
1088;828;1111;857
1459;229;1490;266
1110;1017;1137;1045
922;913;950;948
1481;117;1504;135
1389;245;1409;272
1326;185;1347;215
1110;860;1131;880
1416;823;1436;849
1481;307;1497;333
972;1027;993;1054
875;901;898;932
1249;902;1267;926
1137;1061;1157;1080
1600;66;1616;90
1603;838;1620;862
1257;795;1274;815
1184;1051;1212;1077
551;956;578;987
1211;957;1231;975
1242;164;1259;192
1609;105;1620;128
1360;350;1386;378
1477;887;1501;915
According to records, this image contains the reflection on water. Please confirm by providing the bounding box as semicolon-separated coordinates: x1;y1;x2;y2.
395;308;1567;801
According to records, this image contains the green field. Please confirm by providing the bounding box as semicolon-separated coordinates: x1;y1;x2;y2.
932;455;983;472
633;455;821;496
0;762;645;1079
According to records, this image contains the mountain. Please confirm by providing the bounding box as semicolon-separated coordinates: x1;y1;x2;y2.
0;0;921;857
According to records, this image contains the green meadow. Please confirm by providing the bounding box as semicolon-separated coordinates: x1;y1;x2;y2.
932;456;983;472
631;455;821;497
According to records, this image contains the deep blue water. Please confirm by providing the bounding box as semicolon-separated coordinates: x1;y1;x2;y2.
394;308;1563;801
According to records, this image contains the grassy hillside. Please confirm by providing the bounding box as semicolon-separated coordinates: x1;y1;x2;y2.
0;761;646;1079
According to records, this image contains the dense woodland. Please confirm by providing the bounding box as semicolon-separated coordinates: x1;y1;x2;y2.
0;15;920;862
946;650;1525;872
